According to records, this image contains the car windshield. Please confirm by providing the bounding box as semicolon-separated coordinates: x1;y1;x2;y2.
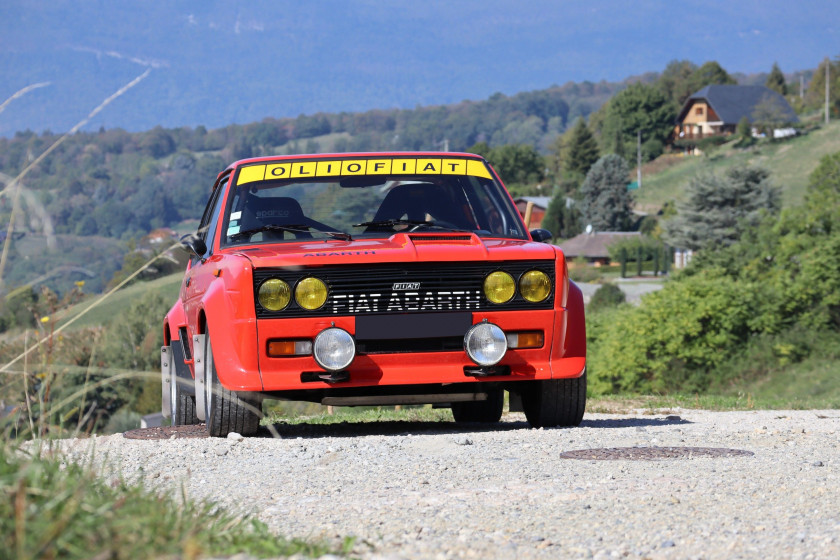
221;157;527;246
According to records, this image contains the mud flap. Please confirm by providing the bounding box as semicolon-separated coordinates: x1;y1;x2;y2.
161;346;173;418
193;334;206;422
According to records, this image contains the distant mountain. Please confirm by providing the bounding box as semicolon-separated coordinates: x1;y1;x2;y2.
1;1;834;135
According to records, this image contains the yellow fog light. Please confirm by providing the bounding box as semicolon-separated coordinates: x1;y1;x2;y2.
519;270;551;302
483;271;515;304
295;277;328;310
258;279;291;311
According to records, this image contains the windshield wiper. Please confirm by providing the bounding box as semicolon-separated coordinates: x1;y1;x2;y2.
353;218;432;228
353;219;472;233
230;224;352;241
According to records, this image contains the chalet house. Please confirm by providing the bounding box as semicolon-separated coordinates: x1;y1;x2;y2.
557;231;641;266
674;85;798;141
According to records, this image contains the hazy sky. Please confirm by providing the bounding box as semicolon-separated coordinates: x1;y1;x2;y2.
1;0;837;133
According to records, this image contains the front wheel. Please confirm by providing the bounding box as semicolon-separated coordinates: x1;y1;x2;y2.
451;388;504;423
203;327;261;437
520;371;586;428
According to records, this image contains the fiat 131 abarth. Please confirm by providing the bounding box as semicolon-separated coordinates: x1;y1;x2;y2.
161;152;586;437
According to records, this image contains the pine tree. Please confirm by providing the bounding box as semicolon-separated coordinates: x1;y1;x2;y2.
765;62;787;95
564;117;600;177
662;165;780;250
542;193;582;240
579;154;633;231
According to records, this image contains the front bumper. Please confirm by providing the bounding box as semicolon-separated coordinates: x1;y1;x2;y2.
247;309;583;392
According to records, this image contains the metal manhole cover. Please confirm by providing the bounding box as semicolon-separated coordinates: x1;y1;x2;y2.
123;424;209;440
558;446;754;460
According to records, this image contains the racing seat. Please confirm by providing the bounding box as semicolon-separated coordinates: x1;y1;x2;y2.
373;183;432;223
240;196;313;240
370;183;473;231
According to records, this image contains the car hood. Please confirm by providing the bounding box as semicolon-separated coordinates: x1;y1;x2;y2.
227;233;558;268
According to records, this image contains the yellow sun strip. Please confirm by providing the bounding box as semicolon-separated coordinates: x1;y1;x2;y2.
237;158;492;184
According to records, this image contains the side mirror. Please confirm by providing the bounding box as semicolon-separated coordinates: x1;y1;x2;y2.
180;233;207;259
530;229;552;243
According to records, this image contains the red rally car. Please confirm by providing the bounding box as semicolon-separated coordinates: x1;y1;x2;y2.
161;152;586;437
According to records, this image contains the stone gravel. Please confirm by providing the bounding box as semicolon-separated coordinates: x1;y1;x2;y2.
53;409;840;559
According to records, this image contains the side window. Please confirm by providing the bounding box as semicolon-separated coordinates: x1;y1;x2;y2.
195;177;228;260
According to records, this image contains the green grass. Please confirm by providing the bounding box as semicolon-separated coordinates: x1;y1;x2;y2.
588;392;840;414
263;404;454;426
637;119;840;209
56;273;182;330
729;353;840;406
0;442;342;560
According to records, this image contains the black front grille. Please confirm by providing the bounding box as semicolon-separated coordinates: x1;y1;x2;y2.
253;260;555;318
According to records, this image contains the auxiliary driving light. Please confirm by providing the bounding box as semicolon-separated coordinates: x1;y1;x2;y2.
258;279;291;311
464;321;507;366
483;271;515;304
519;270;551;302
295;277;328;310
313;327;355;372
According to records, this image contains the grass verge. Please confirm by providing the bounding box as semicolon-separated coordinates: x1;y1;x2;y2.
0;442;341;559
587;391;840;415
263;404;454;426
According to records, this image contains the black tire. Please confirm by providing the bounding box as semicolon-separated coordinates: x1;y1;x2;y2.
170;363;199;426
451;388;504;423
521;372;586;428
203;327;261;437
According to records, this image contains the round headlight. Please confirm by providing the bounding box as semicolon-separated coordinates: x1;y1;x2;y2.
483;271;515;304
258;279;291;311
295;277;328;310
313;327;355;371
464;322;507;366
519;270;551;302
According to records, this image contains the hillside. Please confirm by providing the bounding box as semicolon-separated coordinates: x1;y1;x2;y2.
56;272;182;330
636;119;840;210
0;80;624;297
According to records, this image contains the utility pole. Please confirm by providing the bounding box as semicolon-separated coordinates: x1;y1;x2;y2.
826;57;831;125
800;75;804;99
636;129;642;189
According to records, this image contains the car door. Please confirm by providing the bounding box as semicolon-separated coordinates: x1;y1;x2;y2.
183;174;229;350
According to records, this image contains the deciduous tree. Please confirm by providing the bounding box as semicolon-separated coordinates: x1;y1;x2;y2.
685;61;736;95
598;83;674;163
657;59;698;106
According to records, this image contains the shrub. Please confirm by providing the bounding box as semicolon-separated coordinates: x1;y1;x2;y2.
588;283;625;312
588;269;757;395
568;257;601;283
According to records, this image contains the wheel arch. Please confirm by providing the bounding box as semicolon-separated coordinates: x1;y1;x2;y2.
197;281;263;391
563;281;586;359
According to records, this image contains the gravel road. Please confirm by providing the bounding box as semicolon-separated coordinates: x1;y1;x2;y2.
56;409;840;559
